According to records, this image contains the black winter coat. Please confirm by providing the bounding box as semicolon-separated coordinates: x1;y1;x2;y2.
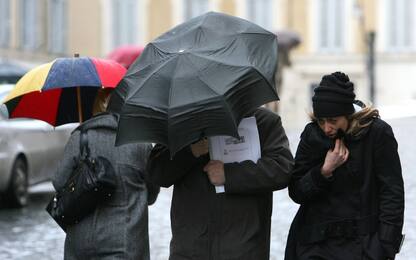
148;108;293;260
285;118;404;260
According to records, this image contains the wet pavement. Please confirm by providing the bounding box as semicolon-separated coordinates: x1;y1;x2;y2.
0;116;414;259
0;189;65;259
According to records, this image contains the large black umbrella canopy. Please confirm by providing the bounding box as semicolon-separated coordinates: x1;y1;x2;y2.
111;12;279;155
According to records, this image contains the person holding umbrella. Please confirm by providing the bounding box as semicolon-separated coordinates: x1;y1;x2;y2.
53;88;159;260
147;106;293;260
109;12;294;260
284;72;404;260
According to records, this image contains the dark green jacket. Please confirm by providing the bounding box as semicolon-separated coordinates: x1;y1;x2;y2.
148;108;293;260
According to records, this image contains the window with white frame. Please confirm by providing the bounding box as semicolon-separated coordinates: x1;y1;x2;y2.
385;0;415;51
317;0;346;52
112;0;138;48
20;0;39;50
48;0;67;54
0;0;11;47
246;0;273;30
183;0;209;21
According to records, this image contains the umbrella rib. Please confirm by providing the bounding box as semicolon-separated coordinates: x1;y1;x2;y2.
240;31;274;36
166;55;183;143
188;52;254;70
182;55;238;129
182;54;222;96
126;55;176;101
186;52;275;92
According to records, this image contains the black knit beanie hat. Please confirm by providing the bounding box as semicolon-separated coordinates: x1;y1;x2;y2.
312;71;356;118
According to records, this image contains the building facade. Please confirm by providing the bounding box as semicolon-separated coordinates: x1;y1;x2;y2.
1;0;415;127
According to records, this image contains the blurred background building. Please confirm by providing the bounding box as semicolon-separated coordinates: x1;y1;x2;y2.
0;0;415;128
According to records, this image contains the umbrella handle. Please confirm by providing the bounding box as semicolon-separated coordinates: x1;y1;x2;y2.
74;53;83;123
76;86;83;123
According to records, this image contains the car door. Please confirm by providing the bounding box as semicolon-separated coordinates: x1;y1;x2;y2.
40;122;77;182
7;118;53;185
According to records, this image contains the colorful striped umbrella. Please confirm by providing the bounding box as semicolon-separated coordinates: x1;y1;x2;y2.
2;57;126;126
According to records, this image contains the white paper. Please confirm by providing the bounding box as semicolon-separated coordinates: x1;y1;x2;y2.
208;117;261;193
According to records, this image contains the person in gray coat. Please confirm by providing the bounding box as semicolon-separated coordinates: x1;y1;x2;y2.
53;89;159;260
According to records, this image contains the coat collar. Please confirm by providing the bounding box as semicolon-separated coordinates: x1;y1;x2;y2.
73;112;118;133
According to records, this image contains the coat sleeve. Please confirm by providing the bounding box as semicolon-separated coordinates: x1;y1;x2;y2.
147;144;200;188
223;111;293;194
288;126;334;204
52;131;81;191
141;144;160;205
374;124;404;257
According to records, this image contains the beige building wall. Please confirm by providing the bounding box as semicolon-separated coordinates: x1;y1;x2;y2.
217;0;236;15
353;0;378;53
9;0;19;50
67;0;103;57
38;0;48;53
147;0;173;42
290;0;308;54
2;0;49;61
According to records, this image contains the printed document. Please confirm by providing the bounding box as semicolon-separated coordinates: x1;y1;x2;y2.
208;116;260;193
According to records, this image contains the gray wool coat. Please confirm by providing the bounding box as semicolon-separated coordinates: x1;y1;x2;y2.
53;113;159;260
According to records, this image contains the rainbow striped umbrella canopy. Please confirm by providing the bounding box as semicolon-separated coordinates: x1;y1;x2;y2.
2;57;126;126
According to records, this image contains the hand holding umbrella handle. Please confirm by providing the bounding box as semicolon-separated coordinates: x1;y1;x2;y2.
190;138;209;158
203;160;225;186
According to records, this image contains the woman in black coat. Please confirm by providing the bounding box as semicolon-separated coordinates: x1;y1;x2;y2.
285;72;404;260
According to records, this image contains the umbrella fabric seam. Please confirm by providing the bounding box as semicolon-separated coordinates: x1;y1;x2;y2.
125;55;177;101
181;54;238;133
167;55;181;146
86;57;102;86
188;51;250;69
182;54;222;96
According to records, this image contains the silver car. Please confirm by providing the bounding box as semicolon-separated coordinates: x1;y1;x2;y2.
0;84;75;207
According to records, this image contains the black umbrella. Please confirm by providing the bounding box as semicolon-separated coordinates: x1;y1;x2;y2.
110;12;279;155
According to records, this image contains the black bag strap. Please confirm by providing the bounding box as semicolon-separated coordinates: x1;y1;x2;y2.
79;129;90;159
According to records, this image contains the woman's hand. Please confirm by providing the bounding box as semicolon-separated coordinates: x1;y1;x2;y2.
321;139;349;177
